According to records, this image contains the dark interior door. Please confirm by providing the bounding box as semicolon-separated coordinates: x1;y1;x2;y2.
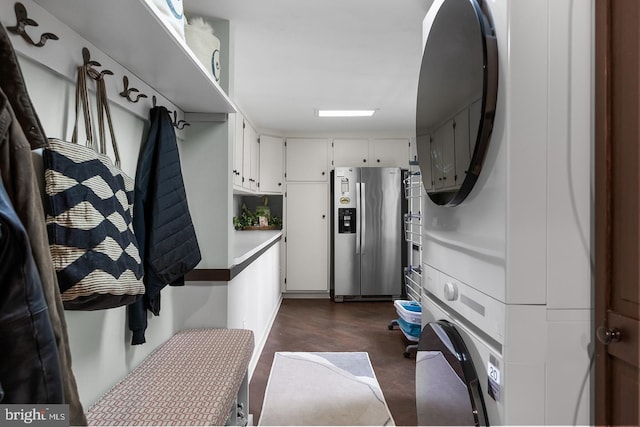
595;1;640;425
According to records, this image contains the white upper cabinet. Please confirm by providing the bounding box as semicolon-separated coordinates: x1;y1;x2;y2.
409;137;419;165
419;136;434;192
431;120;456;190
453;109;471;186
371;138;410;168
259;135;284;193
469;99;482;156
332;139;370;167
32;0;235;114
285;138;329;182
249;125;260;192
332;138;410;169
241;121;259;192
233;113;244;188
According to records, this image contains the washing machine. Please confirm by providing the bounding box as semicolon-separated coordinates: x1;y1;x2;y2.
417;265;592;425
417;282;504;426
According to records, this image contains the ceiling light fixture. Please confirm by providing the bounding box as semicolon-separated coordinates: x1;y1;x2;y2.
317;109;376;117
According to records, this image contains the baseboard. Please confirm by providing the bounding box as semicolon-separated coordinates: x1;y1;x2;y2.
282;292;331;299
248;294;283;381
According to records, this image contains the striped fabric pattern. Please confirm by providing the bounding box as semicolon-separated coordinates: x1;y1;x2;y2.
43;138;144;308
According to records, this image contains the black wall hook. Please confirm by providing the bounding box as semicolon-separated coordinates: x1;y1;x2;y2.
120;76;148;103
152;96;190;129
7;2;59;47
171;111;190;130
81;47;113;81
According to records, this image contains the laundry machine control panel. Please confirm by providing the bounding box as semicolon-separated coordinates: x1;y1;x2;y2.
422;263;505;346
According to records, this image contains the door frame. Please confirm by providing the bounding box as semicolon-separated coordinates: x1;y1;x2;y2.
595;0;640;424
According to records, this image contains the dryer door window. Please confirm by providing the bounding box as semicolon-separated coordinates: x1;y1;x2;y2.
416;320;489;426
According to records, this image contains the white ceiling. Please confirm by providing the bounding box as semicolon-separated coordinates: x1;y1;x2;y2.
185;0;429;137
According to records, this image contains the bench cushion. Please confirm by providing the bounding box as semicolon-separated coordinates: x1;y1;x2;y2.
86;328;254;426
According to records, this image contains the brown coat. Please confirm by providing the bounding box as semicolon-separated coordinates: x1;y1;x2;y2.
0;24;86;425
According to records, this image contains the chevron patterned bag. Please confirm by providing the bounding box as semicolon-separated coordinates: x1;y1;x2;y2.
43;62;144;310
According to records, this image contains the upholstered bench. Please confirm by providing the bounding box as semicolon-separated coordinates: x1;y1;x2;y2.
86;328;254;426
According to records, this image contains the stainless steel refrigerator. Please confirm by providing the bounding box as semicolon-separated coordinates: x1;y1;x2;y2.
331;167;405;301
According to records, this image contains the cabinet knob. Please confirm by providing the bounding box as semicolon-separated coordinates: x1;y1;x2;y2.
363;159;367;163
322;171;325;176
377;159;381;163
278;182;282;186
322;214;326;219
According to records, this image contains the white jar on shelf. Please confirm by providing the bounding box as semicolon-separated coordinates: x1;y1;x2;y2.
149;0;186;41
185;16;221;82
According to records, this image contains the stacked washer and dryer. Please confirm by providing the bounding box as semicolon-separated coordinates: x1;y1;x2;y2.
415;0;593;425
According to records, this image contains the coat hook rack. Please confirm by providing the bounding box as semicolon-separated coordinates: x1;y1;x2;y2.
7;2;59;47
152;96;190;129
119;76;148;103
81;47;113;81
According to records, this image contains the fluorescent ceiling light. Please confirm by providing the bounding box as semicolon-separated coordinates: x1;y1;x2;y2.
317;109;376;117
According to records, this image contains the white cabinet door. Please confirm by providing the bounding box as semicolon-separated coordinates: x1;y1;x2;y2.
418;135;433;191
285;182;329;292
248;124;260;192
241;120;259;192
431;122;455;190
469;99;482;155
259;135;284;193
232;113;244;188
409;137;418;165
285;138;329;181
454;109;471;188
332;139;369;167
371;138;410;168
242;118;252;191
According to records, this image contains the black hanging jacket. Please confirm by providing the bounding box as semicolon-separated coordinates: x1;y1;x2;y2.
128;106;201;345
0;23;86;424
0;176;63;404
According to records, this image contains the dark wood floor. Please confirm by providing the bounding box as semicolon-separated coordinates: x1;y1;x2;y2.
249;298;417;426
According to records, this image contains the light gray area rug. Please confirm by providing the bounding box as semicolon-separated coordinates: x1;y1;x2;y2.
258;352;395;426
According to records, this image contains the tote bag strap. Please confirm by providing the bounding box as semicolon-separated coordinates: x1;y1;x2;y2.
96;74;121;168
71;64;93;148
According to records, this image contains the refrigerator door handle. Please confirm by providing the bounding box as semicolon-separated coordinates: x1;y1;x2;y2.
356;182;361;254
361;182;366;255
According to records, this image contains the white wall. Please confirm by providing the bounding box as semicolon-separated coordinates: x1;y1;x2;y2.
19;57;184;407
19;48;280;410
181;120;234;269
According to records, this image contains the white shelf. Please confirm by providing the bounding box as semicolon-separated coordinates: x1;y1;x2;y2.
33;0;236;114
